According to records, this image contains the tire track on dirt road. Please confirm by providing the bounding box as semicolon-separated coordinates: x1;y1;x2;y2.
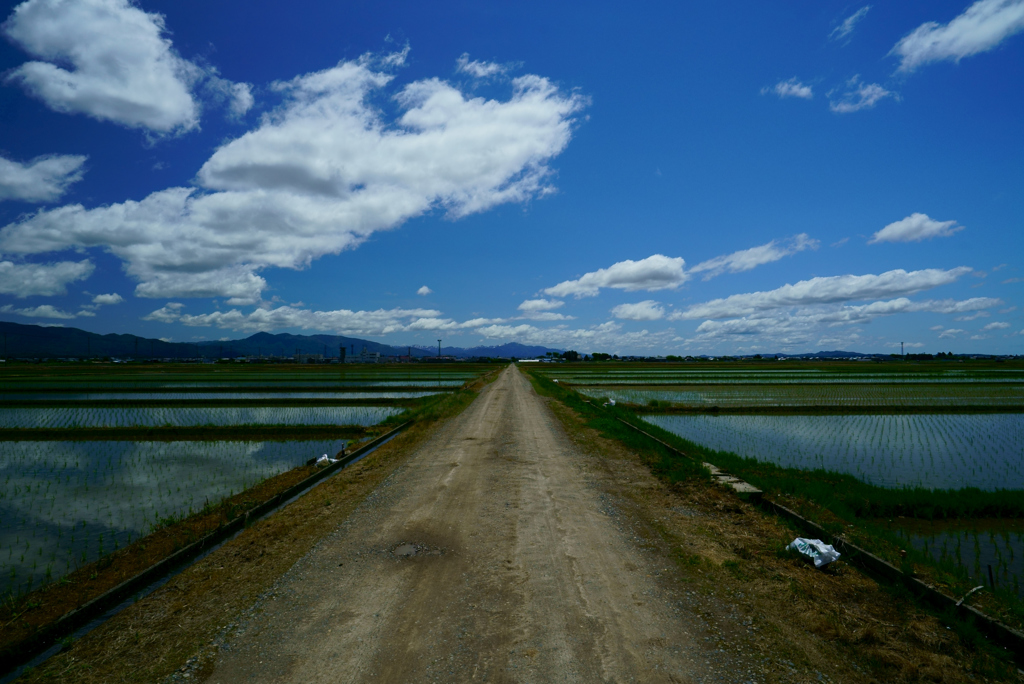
205;365;762;683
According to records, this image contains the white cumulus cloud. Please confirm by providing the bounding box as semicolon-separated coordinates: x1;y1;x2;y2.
91;292;123;305
0;51;585;301
543;255;687;298
689;234;818;280
891;0;1024;73
869;212;964;243
611;300;665;321
417;286;433;296
518;298;563;312
2;0;203;132
982;321;1010;330
0;259;93;297
762;78;813;99
939;328;966;338
0;153;87;203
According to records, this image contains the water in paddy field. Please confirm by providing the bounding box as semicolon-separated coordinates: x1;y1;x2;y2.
888;519;1024;599
0;439;349;598
643;414;1024;491
578;384;1024;408
549;369;1024;385
0;391;441;401
0;379;468;390
0;405;403;429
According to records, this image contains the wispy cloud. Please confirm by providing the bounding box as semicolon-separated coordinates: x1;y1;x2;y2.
828;75;893;113
689;234;818;280
455;53;511;78
891;0;1024;73
831;6;871;41
142;302;508;336
0;303;84;319
670;267;974;320
761;78;813;99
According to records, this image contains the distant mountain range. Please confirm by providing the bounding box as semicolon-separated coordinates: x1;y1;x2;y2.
2;322;996;361
0;322;563;360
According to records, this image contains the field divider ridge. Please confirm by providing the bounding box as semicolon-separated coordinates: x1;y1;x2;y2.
0;421;411;680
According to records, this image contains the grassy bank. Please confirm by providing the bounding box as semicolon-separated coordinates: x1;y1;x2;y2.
525;370;709;484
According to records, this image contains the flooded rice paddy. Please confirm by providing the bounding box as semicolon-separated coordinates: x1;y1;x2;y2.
579;383;1024;408
643;413;1024;491
0;362;494;598
0;439;349;597
0;406;403;428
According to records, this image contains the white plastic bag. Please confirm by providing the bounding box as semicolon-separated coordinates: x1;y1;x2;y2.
787;537;841;568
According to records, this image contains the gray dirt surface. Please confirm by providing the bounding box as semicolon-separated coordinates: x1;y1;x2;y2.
205;365;767;683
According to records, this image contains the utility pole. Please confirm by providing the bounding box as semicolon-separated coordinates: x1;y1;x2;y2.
901;341;904;357
437;339;441;359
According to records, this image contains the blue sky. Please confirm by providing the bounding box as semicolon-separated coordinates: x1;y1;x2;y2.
0;0;1021;355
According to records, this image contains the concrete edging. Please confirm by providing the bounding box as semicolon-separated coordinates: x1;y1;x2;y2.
0;422;410;677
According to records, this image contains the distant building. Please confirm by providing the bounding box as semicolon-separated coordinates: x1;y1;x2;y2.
294;353;324;364
346;346;380;363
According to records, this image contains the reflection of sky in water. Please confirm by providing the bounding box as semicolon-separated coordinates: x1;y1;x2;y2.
0;391;440;401
0;439;347;597
644;414;1024;490
579;385;1024;407
560;377;1024;385
0;406;402;428
894;524;1024;599
0;379;468;389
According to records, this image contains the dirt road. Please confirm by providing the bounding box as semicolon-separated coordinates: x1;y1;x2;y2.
206;365;763;683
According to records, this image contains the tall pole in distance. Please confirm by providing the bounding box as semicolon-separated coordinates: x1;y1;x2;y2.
901;341;904;357
437;339;441;359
